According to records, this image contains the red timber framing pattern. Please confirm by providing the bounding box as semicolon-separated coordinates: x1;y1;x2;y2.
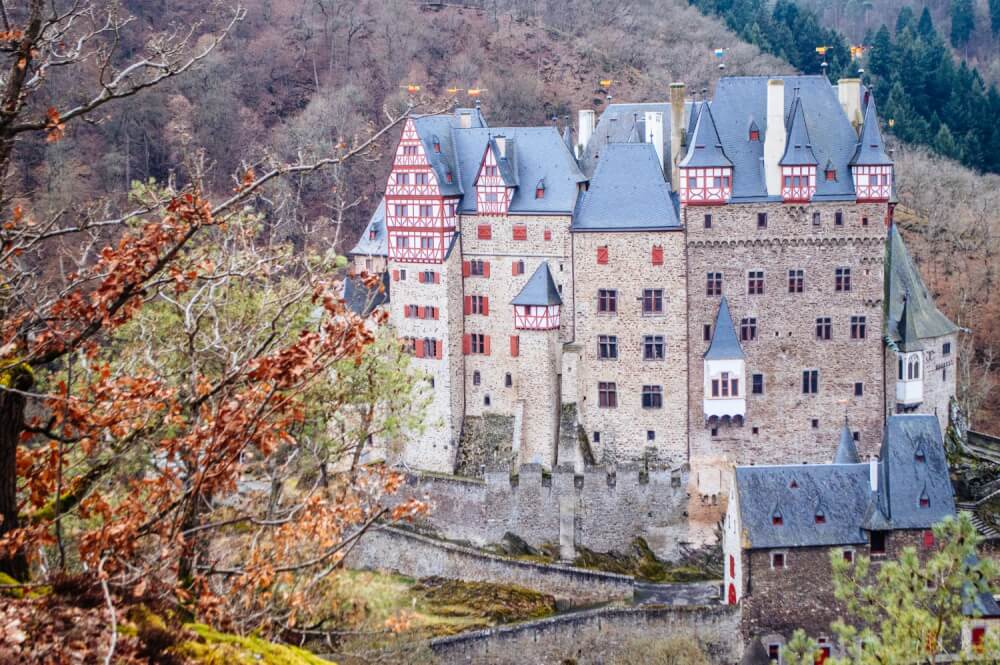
781;165;816;202
385;118;457;264
514;304;560;330
475;144;512;215
852;164;893;202
679;167;732;205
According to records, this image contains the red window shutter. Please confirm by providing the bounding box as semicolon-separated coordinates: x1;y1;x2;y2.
463;261;471;277
417;306;425;319
544;229;552;241
433;307;439;320
483;262;491;278
464;296;472;315
436;341;442;359
484;336;491;356
463;334;471;355
478;224;492;240
729;555;735;578
415;340;425;358
597;246;609;265
923;531;935;548
652;245;664;265
727;583;736;605
510;335;519;357
418;272;425;283
434;272;440;284
512;225;527;241
392;269;400;282
512;262;518;276
482;297;489;316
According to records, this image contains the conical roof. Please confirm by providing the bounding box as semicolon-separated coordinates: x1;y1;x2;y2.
850;96;893;166
835;418;860;464
679;103;732;168
779;97;819;166
704;297;745;360
511;261;562;306
885;225;957;348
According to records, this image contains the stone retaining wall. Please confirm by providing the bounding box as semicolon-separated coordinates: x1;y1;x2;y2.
430;604;741;664
346;525;634;604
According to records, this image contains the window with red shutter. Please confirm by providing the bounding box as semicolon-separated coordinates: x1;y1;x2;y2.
418;272;425;283
544;229;552;241
463;261;471;277
652;245;664;266
510;335;519;357
463;334;471;355
435;342;442;359
392;269;400;282
433;272;440;284
483;262;490;277
484;336;491;355
415;340;425;358
482;297;489;315
464;296;472;315
432;307;439;320
478;224;492;240
512;225;527;241
417;306;425;318
597;246;609;264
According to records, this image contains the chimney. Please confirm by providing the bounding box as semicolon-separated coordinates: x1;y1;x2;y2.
869;455;879;493
838;78;862;133
495;135;506;157
459;111;472;129
764;79;786;196
577;110;595;158
669;82;686;188
644;110;665;172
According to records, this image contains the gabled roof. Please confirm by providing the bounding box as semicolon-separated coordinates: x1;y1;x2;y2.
704;297;744;360
885;225;958;347
876;415;956;529
834;419;860;464
572;143;680;231
679;103;733;169
350;199;388;256
850;96;893;166
480;136;519;187
411;110;487;197
779;96;819;167
343;272;389;317
511;262;562;306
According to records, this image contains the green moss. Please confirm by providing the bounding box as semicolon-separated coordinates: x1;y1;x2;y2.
0;571;24;598
176;624;335;665
573;538;716;583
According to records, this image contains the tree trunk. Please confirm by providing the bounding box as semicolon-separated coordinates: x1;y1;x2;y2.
0;369;30;581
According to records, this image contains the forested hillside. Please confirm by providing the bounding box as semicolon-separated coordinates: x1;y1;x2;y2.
17;0;999;427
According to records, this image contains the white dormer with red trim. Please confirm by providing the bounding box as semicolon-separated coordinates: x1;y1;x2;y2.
678;103;733;206
475;135;517;216
850;95;893;203
779;97;818;203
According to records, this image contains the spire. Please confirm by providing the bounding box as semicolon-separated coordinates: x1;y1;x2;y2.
704;297;745;360
835;417;860;464
898;289;920;349
679;103;732;168
511;261;562;306
850;95;893;166
779;97;819;166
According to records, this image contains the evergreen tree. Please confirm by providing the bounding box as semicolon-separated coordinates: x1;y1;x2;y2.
991;0;1000;36
895;6;916;35
918;7;936;38
950;0;975;48
867;25;896;80
934;124;962;160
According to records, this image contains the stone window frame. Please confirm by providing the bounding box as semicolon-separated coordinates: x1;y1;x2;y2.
641;385;663;409
641;288;664;316
597;289;618;315
472;370;481;386
815;317;832;341
770;550;788;570
842;547;855;564
740;317;757;342
802;369;819;394
642;335;665;361
835;266;852;292
850;315;867;339
757;212;767;229
835;210;844;226
703;213;712;229
767;642;782;662
598;382;618;408
597;335;619;360
752;373;765;395
788;269;804;293
747;269;765;296
706;272;723;297
505;373;513;388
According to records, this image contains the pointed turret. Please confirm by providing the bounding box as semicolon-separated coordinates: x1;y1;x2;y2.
512;262;561;331
678;104;734;205
834;417;860;464
680;104;732;168
850;96;892;166
705;297;744;360
779;97;818;166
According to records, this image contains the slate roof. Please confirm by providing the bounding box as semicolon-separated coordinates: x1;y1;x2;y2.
679;103;733;169
710;76;859;202
885;224;958;347
834;419;861;464
480;136;519;187
411;109;488;197
511;262;562;306
350;199;388;256
580;101;696;179
572;143;680;231
704;297;744;360
343;272;389;317
850;96;893;166
779;96;819;166
735;415;956;550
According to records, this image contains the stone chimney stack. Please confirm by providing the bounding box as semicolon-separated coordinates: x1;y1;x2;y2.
764;79;786;196
669;82;686;188
577;110;595;158
495;135;507;157
869;455;879;493
838;78;863;133
644;110;665;173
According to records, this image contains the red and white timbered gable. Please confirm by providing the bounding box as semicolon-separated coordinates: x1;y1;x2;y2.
781;165;816;203
514;304;560;331
385;118;457;264
679;166;732;206
475;144;513;216
852;164;892;202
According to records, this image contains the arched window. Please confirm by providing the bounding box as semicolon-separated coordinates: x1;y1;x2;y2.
727;583;737;605
908;354;921;380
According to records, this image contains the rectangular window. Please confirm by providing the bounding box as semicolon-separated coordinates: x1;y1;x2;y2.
768;644;780;661
862;216;869;226
788;269;804;293
402;145;418;156
477;224;492;240
816;317;832;340
689;176;698;189
395;172;410;185
748;270;764;295
740;317;757;342
812;212;821;226
855;382;864;397
415;172;429;185
641;385;663;409
771;552;786;569
512;225;527;241
597;246;609;264
643;335;665;360
597;335;618;360
470;295;487;314
642;289;664;315
706;272;723;296
419;204;434;217
703;324;712;341
484;165;498;177
470;259;487;276
870;531;886;554
943;342;952;355
704;214;712;229
835;267;852;292
851;315;867;339
598;382;617;408
512;260;525;276
835;210;844;226
752;374;764;395
757;212;767;229
713;176;722;188
421;270;436;283
543;228;552;240
843;549;854;563
597;289;617;314
420;236;434;249
802;369;819;394
469;334;489;355
396;236;409;249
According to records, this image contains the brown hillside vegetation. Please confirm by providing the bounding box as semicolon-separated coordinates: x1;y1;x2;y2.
16;0;998;430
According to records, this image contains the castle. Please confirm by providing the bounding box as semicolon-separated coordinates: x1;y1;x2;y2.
347;75;959;533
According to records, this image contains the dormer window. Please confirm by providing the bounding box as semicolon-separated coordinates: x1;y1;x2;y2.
915;448;926;463
919;493;930;508
772;509;783;526
535;179;545;199
446;170;453;184
825;168;837;181
433;138;441;153
369;228;377;241
815;512;826;524
749;129;760;141
789;479;799;489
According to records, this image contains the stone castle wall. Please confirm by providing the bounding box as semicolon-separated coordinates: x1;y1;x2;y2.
391;463;690;561
884;332;958;435
571;229;689;466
